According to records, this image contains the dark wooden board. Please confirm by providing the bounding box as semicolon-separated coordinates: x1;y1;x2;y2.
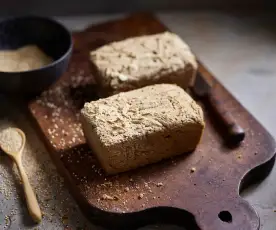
28;13;276;230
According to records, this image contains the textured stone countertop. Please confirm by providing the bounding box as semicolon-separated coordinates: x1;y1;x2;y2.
0;12;276;230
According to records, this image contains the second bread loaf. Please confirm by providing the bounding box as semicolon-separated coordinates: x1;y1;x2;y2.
90;32;197;96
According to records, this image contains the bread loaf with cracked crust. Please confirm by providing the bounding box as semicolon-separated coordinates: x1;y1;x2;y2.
90;32;197;96
81;84;204;174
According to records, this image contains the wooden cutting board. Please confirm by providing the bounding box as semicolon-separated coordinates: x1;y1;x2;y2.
28;13;276;230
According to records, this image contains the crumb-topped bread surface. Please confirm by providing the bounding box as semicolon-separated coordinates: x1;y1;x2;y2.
81;84;204;174
90;32;197;96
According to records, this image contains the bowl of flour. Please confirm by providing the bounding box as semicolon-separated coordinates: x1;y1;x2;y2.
0;16;72;95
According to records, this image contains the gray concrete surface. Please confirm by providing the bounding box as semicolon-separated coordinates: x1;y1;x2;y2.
1;12;276;229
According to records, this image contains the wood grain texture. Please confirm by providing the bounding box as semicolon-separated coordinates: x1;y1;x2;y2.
28;13;276;230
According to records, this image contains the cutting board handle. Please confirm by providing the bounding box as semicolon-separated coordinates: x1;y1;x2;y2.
193;197;259;230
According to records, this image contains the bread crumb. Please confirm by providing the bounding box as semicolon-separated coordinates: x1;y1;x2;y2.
190;167;196;173
144;182;152;191
118;73;128;81
4;215;11;228
124;187;130;192
101;194;114;200
61;215;69;225
102;181;113;187
156;182;163;187
138;193;144;199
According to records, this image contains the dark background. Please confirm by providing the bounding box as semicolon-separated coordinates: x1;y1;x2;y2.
0;0;274;16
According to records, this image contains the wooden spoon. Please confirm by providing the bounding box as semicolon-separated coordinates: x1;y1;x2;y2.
0;128;42;223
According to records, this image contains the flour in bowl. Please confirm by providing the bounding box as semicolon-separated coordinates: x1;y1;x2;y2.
0;45;53;72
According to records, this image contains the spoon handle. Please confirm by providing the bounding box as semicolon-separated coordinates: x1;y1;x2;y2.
14;157;42;223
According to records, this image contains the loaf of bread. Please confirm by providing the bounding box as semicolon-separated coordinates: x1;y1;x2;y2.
81;84;204;174
90;32;197;96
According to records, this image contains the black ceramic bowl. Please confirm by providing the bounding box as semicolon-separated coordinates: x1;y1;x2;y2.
0;16;72;96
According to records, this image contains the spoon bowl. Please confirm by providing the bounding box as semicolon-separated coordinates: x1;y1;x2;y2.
1;128;26;157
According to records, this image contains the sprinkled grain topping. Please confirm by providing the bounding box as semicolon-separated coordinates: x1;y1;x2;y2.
0;128;23;153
